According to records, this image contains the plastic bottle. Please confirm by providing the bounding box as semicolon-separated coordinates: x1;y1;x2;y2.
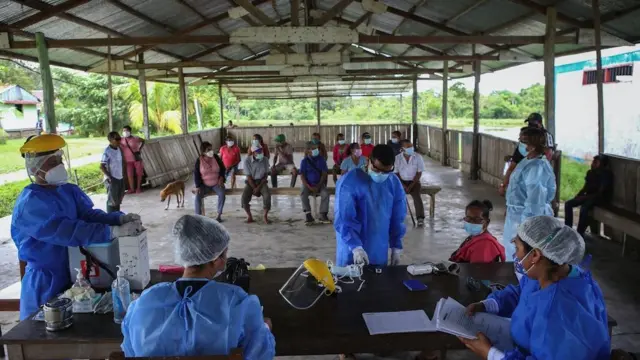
67;269;95;313
112;265;131;324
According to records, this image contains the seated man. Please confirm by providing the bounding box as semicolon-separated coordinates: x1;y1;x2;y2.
360;132;374;158
300;142;330;225
450;200;505;263
271;134;297;188
565;154;613;236
242;146;272;224
394;140;426;227
122;214;275;359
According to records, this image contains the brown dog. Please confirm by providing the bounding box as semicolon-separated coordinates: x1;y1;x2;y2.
160;176;189;210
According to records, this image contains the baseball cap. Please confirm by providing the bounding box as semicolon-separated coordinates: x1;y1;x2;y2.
525;112;543;124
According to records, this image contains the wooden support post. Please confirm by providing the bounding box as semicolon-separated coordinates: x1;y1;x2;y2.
138;53;150;140
218;82;224;144
593;0;605;153
35;32;56;134
107;37;113;132
411;76;418;146
178;68;188;134
544;7;556;141
471;45;481;180
442;61;449;166
316;82;321;132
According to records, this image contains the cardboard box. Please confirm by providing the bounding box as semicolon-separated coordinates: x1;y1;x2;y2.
118;230;150;291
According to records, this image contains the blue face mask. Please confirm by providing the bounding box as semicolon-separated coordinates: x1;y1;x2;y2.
312;138;320;145
252;139;260;147
369;171;390;183
518;142;529;157
364;138;372;145
391;138;399;144
404;147;415;156
311;148;320;157
463;221;484;236
338;140;346;145
255;153;264;161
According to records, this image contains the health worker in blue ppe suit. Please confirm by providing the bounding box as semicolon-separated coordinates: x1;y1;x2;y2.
11;134;142;320
122;214;275;359
460;216;610;360
503;127;556;262
334;144;407;267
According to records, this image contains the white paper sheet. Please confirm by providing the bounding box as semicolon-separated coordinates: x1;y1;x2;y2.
363;310;437;335
434;297;513;352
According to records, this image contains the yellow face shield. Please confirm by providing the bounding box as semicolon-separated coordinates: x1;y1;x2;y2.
279;259;337;310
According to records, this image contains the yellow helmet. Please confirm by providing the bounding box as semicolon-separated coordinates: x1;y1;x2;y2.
20;134;66;157
303;258;336;293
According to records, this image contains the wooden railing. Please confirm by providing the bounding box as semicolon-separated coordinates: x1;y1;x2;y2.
227;123;411;150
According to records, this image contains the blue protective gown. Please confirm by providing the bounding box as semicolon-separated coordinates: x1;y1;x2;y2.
503;156;556;260
121;279;276;359
11;183;121;320
487;266;610;359
334;169;407;266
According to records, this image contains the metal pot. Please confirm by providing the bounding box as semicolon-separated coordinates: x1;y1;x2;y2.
43;298;73;332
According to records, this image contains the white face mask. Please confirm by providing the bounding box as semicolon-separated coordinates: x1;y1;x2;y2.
43;163;69;185
205;151;214;158
123;131;131;138
226;141;234;147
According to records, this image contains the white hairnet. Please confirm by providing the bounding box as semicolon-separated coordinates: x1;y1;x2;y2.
25;150;63;176
517;216;585;265
173;214;230;267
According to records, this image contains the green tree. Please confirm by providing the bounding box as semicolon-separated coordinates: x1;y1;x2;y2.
0;60;40;90
118;81;186;134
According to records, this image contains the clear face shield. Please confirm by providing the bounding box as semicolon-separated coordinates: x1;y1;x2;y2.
279;259;338;310
24;147;72;185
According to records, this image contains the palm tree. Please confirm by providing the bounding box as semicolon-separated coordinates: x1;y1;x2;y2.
117;80;190;134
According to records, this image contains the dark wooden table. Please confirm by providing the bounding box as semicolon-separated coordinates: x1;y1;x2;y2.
0;263;544;359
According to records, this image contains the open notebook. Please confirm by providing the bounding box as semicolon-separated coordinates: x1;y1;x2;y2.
433;297;514;352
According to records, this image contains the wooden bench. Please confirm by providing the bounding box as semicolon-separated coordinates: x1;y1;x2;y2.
193;185;442;218
591;205;640;258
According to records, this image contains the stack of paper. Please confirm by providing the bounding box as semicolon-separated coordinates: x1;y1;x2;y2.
433;297;514;352
363;310;436;335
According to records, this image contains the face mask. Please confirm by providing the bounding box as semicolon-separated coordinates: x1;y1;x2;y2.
312;138;320;145
255;153;264;161
518;142;529;157
226;141;234;147
252;139;260;146
44;163;68;185
515;248;536;275
311;148;320;157
364;138;372;145
205;151;214;158
463;221;484;236
369;171;390;183
123;131;131;138
338;140;346;145
404;147;415;156
353;149;362;157
391;138;399;144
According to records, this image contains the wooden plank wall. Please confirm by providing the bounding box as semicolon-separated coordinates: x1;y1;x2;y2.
196;129;222;151
607;155;640;215
460;132;474;174
447;130;462;169
478;134;517;187
227;124;410;151
416;125;443;160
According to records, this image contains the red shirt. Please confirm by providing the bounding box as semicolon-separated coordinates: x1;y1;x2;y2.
219;145;241;168
361;143;374;158
449;231;506;263
332;143;349;166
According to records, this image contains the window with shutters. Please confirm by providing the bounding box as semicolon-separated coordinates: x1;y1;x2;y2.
582;64;633;85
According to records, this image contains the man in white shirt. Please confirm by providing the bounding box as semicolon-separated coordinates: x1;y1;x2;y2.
394;140;425;226
100;131;126;213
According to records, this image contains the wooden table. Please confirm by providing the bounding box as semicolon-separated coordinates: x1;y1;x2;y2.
0;263;612;359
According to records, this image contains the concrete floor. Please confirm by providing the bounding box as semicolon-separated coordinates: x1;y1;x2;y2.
1;153;639;359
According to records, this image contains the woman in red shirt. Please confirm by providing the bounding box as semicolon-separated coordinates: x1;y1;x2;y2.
219;135;241;189
449;200;505;263
360;132;374;159
332;133;349;183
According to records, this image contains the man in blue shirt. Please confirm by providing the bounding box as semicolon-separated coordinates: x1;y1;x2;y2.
300;141;330;225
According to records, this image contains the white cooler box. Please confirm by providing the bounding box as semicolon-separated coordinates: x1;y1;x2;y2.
68;230;150;291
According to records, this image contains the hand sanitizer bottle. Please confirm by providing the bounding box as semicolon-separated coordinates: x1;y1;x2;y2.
112;265;131;324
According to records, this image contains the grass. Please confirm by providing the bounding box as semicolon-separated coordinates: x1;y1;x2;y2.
0;162;105;218
560;156;589;202
0;137;106;174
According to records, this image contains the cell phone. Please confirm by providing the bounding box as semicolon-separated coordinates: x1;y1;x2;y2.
403;279;428;292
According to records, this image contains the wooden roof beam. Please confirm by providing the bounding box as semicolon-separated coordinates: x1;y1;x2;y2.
505;0;585;28
599;3;640;23
446;0;489;25
313;0;355;26
8;0;90;30
291;0;300;26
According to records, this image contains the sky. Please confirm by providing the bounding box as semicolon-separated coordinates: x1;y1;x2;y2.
418;44;640;95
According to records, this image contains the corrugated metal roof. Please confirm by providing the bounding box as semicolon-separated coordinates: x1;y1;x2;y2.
1;0;639;93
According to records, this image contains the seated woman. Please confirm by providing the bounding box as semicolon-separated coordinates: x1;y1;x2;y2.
460;216;610;360
450;200;505;263
332;133;349;183
340;143;367;174
121;214;275;359
247;134;270;158
194;141;226;222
